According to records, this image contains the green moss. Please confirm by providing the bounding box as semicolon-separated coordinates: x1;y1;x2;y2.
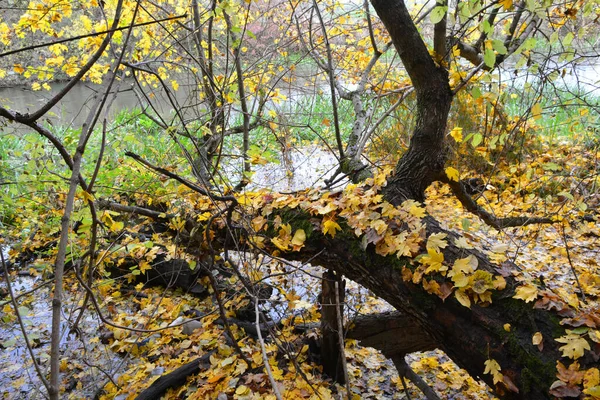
489;298;558;394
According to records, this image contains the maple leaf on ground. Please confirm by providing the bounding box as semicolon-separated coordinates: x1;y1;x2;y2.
513;284;539;303
403;200;426;218
448;255;477;278
556;332;591;359
583;368;599;390
427;232;447;252
556;361;584;386
550;380;582;398
271;236;290;251
453;237;473;249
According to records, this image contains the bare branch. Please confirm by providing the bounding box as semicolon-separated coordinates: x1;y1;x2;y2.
433;0;448;63
444;177;554;230
255;299;284;400
0;14;187;59
124;151;237;203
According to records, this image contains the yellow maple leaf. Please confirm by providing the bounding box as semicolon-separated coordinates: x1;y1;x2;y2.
248;235;265;248
315;202;337;215
499;0;513;9
584;386;600;398
251;215;267;232
556;332;591;359
138;260;151;274
513;284;539;303
448;255;476;278
449;126;463;142
421;247;445;274
445;167;460;182
291;229;306;250
494;275;507;290
370;219;388;235
427;232;447;252
451;272;469;288
322;220;341;237
403;200;426;218
235;385;250;395
455;289;471;308
484;359;503;384
271;237;289;251
454;237;474;249
589;330;600;343
469;270;494;294
584;368;599;389
531;103;543;120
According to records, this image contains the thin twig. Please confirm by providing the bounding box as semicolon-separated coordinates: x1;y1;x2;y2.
334;280;351;399
72;266;217;333
255;299;283;400
399;373;412;400
0;278;54;308
125;152;236;204
561;222;586;304
310;0;344;160
0;14;187;59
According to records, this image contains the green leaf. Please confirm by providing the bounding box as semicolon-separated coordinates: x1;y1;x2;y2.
430;6;448;24
471;133;483;147
492;40;508;55
542;162;561;171
563;32;574;47
484;48;496;68
462;218;471;231
18;306;30;316
482;20;493;35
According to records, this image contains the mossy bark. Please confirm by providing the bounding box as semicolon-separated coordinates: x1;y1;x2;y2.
270;212;584;399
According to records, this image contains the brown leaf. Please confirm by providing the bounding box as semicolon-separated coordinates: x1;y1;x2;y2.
549;380;581;398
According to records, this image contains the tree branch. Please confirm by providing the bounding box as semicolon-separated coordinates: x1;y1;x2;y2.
443;176;554;229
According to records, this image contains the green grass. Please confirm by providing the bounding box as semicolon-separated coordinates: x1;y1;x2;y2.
503;83;600;145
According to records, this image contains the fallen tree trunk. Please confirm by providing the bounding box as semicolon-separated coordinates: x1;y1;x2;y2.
278;214;595;399
345;310;436;356
102;197;596;398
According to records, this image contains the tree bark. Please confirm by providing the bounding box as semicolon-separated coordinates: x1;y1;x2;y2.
320;269;346;384
276;215;592;400
370;0;453;203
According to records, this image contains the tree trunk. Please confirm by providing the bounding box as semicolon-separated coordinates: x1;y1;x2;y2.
320;269;346;384
264;214;595;399
369;0;453;203
278;215;592;399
